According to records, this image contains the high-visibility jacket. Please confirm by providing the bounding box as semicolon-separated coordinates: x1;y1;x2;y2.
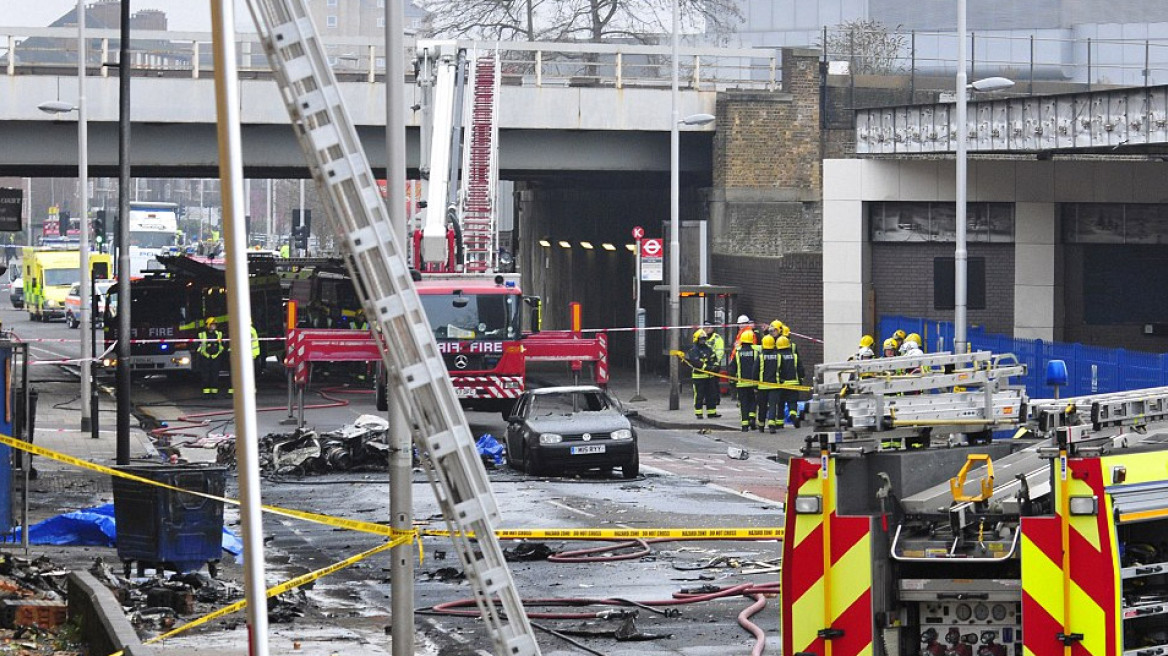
734;344;760;388
686;342;716;379
777;347;803;384
250;325;260;358
707;332;726;365
198;329;225;359
758;347;780;387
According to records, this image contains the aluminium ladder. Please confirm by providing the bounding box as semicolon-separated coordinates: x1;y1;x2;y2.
459;50;500;273
242;2;540;654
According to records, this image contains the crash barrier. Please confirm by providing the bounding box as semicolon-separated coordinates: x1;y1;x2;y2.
878;314;1168;397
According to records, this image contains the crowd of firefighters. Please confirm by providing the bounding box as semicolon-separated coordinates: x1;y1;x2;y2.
684;318;927;432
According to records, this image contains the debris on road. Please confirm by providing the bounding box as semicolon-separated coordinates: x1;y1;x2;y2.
216;415;393;476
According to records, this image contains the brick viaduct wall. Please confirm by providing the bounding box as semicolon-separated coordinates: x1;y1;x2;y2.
709;48;825;367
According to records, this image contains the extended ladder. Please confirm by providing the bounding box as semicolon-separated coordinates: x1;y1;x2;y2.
1029;386;1168;440
459;50;499;273
242;2;539;654
805;351;1028;444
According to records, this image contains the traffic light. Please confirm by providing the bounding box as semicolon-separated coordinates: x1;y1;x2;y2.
93;210;106;249
292;209;311;251
58;210;70;237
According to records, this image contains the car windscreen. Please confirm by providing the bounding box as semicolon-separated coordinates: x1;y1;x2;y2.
529;391;610;416
44;269;79;287
420;292;520;340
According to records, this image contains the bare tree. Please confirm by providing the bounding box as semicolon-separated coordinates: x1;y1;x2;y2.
820;19;907;75
420;0;741;44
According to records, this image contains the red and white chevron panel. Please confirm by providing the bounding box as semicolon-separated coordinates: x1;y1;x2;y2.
453;376;523;399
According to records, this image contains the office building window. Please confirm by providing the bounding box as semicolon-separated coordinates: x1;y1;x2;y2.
327;0;337;5
326;15;338;27
933;257;986;310
378;16;385;27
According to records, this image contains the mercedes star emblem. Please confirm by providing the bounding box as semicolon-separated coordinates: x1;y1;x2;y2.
454;354;469;369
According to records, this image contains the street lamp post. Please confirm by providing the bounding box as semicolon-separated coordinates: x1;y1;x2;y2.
37;0;92;435
954;0;1013;354
666;0;717;409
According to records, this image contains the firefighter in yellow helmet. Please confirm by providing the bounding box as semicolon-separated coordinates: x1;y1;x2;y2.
882;337;899;358
855;334;876;360
900;332;923;357
733;329;761;431
685;329;720;419
757;334;781;432
775;335;804;428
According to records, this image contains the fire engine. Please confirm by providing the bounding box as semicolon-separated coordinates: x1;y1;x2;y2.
103;254;285;374
782;350;1168;656
285;41;608;417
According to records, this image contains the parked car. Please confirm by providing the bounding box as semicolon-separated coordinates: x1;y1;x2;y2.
504;385;639;478
64;279;115;329
9;277;22;309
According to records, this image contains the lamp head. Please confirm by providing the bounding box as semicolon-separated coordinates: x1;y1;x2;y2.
37;100;77;114
969;77;1014;93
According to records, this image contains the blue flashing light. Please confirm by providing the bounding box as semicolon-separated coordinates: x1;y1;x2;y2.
505;281;517;288
160;343;170;351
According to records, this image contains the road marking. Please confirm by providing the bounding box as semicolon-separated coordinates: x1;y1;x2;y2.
546;499;595;518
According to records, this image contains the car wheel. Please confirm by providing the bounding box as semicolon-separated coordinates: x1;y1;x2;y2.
621;448;640;479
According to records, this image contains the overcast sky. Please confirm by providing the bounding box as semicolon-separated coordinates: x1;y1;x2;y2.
2;1;250;32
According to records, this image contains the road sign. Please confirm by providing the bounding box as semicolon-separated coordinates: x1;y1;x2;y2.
640;238;663;281
632;226;645;240
641;238;662;258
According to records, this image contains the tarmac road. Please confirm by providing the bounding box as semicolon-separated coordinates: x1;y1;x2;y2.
3;286;795;655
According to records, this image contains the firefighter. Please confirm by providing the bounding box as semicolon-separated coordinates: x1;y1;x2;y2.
854;334;876;360
729;314;753;364
901;332;924;357
733;329;760;431
703;323;726;412
685;329;720;419
776;335;804;428
197;317;226;398
757;334;781;432
889;329;907;353
882;337;899;358
250;322;263;381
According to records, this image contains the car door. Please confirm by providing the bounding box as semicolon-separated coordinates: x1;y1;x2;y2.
505;394;531;463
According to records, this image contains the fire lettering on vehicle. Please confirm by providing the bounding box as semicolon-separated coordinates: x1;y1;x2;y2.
148;327;175;338
437;341;505;354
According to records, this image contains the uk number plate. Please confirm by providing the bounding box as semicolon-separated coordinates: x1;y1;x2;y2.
570;444;606;455
455;387;475;398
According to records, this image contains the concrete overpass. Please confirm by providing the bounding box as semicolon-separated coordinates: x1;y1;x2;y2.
0;29;778;178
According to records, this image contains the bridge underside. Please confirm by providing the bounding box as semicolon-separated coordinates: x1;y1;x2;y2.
0;122;712;179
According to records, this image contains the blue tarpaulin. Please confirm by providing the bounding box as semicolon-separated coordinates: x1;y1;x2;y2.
476;433;506;466
3;503;242;556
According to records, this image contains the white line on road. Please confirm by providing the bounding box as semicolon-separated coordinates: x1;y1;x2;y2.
545;499;596;518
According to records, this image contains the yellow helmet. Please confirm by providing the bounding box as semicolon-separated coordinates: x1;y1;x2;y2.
776;336;791;349
693;329;707;343
906;332;922;346
859;334;875;348
740;330;756;344
781;325;791;337
770;320;784;332
883;338;898;351
761;334;776;349
894;329;906;341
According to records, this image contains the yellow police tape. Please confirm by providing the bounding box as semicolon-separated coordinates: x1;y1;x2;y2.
423;527;784;540
109;538;405;656
670;350;811;392
0;432;415;543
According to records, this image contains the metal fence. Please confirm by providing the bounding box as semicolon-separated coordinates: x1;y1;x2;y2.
0;27;778;90
822;26;1168;92
877;314;1168;399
